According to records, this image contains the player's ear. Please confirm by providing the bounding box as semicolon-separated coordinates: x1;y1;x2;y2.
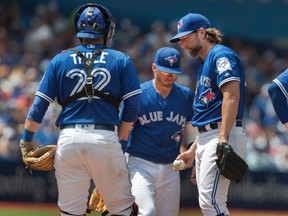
152;63;157;73
197;28;207;38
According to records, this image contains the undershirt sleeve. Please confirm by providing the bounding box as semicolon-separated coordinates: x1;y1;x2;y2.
27;95;51;123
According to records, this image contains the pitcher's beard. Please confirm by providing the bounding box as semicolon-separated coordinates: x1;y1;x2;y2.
188;46;201;57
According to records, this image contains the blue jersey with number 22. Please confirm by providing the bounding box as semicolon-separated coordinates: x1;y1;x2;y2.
35;44;141;126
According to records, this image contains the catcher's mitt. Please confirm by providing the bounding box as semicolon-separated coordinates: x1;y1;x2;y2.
86;188;109;215
215;142;249;183
22;144;57;171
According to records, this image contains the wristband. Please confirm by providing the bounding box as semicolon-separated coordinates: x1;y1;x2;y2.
22;128;35;142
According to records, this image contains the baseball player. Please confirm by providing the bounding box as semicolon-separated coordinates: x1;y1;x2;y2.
19;3;141;216
268;69;288;129
123;47;198;216
170;13;247;216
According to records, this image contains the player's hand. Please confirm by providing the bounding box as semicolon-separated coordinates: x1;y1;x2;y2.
176;148;195;168
19;139;34;157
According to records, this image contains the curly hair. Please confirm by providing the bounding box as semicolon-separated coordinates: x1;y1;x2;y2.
205;28;223;44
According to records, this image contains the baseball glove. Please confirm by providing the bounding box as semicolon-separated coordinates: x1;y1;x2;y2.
22;144;57;171
86;188;109;215
215;142;249;183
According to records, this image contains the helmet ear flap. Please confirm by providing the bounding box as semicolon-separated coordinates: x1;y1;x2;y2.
73;3;115;47
94;4;115;47
105;20;115;47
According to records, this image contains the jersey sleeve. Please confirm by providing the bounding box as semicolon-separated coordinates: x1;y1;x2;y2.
35;57;58;103
268;81;288;124
215;52;241;88
120;56;142;100
272;69;288;100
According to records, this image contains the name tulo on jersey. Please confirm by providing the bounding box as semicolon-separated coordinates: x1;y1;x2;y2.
70;51;109;65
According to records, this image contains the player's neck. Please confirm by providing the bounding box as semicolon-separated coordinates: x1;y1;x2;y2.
152;79;172;99
82;38;105;45
200;42;216;60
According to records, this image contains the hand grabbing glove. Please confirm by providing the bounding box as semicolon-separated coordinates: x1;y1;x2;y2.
20;139;34;158
20;139;57;171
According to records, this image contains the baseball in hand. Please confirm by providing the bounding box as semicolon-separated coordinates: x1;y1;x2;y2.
173;159;186;171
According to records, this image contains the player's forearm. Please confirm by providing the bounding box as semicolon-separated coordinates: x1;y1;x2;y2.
219;82;240;143
118;121;133;141
22;119;40;142
220;100;239;142
184;124;198;145
188;140;197;156
24;119;40;132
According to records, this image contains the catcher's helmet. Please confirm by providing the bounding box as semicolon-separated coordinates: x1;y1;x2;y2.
74;3;115;46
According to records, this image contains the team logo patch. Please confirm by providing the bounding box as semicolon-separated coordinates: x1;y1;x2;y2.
165;55;178;66
171;130;184;147
200;88;215;107
177;20;183;31
216;57;232;74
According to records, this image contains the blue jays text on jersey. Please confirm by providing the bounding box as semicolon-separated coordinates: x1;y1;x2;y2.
138;111;187;128
192;44;246;126
127;80;194;164
32;44;141;126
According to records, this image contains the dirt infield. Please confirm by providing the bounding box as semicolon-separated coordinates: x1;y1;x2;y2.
1;202;288;216
0;202;57;210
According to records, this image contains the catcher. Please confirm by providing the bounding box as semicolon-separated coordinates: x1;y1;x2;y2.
20;3;140;216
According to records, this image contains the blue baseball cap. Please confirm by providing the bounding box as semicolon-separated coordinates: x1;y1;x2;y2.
170;13;211;43
154;47;183;74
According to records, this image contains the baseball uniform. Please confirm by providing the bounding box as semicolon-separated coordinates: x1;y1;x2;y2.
170;13;247;216
21;4;141;216
125;47;195;216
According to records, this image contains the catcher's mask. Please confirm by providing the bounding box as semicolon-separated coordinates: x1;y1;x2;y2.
73;3;115;47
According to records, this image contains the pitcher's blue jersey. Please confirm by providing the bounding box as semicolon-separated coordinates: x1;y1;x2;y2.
272;69;288;98
127;80;194;164
192;44;246;126
36;44;141;126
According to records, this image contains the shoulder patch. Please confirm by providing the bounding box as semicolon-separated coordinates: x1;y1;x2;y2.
216;57;232;74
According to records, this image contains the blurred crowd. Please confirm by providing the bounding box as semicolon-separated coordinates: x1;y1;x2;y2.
1;1;288;172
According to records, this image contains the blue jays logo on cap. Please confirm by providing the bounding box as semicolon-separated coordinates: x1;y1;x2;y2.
154;47;183;74
165;55;178;66
170;13;212;43
177;20;183;30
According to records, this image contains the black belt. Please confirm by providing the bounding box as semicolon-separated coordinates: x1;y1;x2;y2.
197;120;242;133
60;124;115;131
